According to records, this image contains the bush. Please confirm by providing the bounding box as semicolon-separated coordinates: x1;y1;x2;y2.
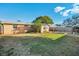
31;24;41;33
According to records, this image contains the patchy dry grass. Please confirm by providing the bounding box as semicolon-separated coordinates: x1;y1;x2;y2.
0;34;79;56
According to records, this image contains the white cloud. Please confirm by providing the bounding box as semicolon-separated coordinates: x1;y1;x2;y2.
72;8;79;13
60;9;72;16
73;3;79;7
58;3;79;17
54;6;65;13
71;3;79;13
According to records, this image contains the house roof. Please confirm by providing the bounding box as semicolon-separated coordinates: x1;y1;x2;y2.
0;21;34;25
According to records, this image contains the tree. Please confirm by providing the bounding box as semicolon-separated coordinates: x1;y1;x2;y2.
62;14;79;26
33;19;42;32
33;16;54;24
32;16;54;32
72;14;79;25
63;18;72;26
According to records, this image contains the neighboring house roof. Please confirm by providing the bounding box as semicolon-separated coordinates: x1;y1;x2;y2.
72;24;79;27
50;24;57;27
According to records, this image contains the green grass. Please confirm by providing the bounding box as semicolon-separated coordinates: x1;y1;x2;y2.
41;33;65;40
1;33;66;40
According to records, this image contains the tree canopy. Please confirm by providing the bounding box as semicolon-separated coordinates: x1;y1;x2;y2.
32;16;54;32
63;14;79;26
32;16;54;24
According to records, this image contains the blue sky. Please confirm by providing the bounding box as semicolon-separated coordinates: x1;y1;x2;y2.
0;3;78;24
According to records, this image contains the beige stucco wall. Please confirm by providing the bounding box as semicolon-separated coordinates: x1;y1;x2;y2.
3;24;13;34
17;24;25;33
14;24;26;34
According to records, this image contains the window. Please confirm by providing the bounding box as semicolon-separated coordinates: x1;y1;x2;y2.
13;24;17;30
0;24;3;30
0;25;3;34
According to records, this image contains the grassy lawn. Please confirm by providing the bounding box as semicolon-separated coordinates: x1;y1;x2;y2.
2;33;66;40
0;33;79;56
0;35;79;56
42;33;65;40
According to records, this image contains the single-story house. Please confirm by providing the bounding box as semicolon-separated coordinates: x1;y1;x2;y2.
0;22;52;35
49;24;72;33
0;22;33;35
